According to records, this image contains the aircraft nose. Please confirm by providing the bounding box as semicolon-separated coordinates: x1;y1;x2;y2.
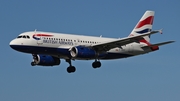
10;40;14;45
10;40;15;48
10;38;32;53
9;39;18;49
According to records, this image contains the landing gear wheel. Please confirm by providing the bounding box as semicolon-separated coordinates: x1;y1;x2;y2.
31;62;36;66
67;66;76;73
92;61;101;68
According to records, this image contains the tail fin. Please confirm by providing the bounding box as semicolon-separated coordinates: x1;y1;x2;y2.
129;11;154;42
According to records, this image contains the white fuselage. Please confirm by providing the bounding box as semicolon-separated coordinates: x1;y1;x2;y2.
10;31;153;60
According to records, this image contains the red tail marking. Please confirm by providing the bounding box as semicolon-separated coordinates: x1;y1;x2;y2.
139;39;159;51
151;46;159;51
136;16;154;28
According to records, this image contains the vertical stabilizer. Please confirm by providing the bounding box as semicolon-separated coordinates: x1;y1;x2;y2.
129;11;154;42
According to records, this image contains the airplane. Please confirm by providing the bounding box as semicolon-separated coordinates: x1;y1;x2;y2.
9;10;174;73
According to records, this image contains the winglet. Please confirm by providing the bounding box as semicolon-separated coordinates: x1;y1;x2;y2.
159;29;163;34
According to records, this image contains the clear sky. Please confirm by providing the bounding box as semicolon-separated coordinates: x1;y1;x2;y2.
0;0;179;101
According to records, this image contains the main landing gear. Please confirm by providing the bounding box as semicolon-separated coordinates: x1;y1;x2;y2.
65;59;102;73
66;59;76;73
92;60;101;68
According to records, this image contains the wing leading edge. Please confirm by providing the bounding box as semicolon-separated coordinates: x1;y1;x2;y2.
92;30;162;52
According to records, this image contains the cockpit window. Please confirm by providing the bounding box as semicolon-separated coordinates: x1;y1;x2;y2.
17;36;22;38
16;35;30;39
23;36;26;38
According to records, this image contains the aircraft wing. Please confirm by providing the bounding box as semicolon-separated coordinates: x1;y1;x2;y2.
92;30;162;52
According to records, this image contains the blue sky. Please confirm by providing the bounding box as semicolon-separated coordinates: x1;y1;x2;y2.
0;0;179;101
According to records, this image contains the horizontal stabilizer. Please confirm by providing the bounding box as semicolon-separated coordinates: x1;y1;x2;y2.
142;41;175;48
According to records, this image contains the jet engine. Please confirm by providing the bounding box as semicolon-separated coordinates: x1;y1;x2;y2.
70;46;106;59
70;46;97;59
31;54;60;66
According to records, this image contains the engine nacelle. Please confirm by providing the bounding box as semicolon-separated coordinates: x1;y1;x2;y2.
70;46;97;59
32;54;60;66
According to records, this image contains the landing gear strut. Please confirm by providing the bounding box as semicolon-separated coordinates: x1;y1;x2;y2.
92;60;101;68
66;59;76;73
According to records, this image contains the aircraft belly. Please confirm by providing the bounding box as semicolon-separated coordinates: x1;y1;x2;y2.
10;44;150;60
101;52;133;59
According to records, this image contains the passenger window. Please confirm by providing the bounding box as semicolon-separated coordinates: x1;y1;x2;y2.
27;36;30;39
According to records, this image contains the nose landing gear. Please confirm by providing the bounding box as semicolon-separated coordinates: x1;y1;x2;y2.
31;62;36;66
